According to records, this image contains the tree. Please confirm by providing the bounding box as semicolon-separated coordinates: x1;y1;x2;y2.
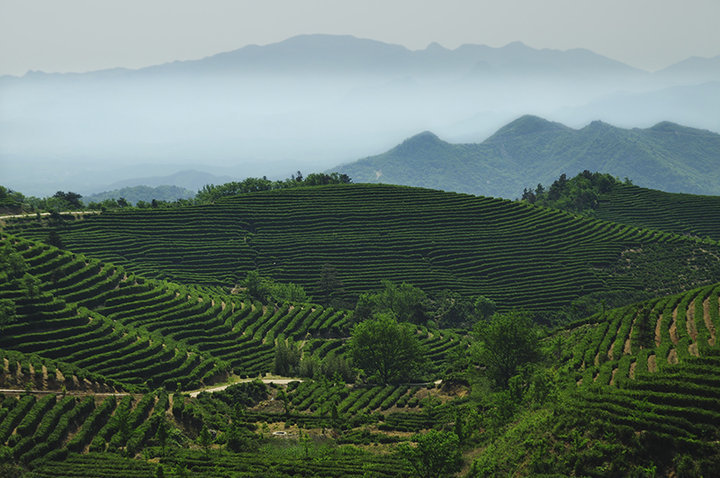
241;270;268;301
354;280;429;324
197;424;212;457
349;313;426;384
268;281;308;303
318;264;343;305
472;312;542;388
398;430;462;478
53;191;83;209
0;300;16;331
273;339;300;376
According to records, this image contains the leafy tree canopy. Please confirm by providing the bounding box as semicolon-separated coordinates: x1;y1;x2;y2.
349;313;427;384
196;172;351;203
521;170;625;213
471;311;543;388
354;280;429;324
398;429;462;478
241;271;309;304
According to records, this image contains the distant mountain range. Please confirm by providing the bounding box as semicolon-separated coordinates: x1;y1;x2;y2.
2;34;718;196
95;170;234;193
331;116;720;198
82;185;196;206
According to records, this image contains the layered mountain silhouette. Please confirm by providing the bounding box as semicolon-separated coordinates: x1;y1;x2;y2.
331;116;720;198
2;35;718;196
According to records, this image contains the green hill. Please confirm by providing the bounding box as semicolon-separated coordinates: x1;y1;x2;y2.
593;184;720;241
473;282;720;475
331;116;720;198
523;171;720;241
5;184;720;316
3;182;720;476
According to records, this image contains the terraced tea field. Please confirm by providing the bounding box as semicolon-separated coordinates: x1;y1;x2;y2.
7;184;720;313
592;184;720;241
561;282;720;388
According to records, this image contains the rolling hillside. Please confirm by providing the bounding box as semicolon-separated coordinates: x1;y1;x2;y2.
474;282;720;475
2;182;720;476
591;184;720;241
6;184;720;315
331;116;720;197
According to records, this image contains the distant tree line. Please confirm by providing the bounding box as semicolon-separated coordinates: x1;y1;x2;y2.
195;172;351;203
0;172;351;215
521;170;630;213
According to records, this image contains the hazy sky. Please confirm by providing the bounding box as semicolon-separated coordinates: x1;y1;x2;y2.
1;0;719;76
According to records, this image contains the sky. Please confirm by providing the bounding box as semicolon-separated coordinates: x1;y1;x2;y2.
1;0;719;76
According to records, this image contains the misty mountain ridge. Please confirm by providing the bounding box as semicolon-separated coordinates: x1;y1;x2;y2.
2;34;643;81
2;34;718;196
331;116;720;198
82;185;196;206
99;169;235;193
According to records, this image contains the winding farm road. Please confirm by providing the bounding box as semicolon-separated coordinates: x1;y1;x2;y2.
187;377;304;397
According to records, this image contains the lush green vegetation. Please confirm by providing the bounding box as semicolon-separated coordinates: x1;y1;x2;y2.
2;179;720;476
333;115;720;198
523;170;720;241
82;185;196;208
5;184;720;319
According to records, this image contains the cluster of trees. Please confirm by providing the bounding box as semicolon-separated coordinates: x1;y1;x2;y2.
196;172;351;203
0;171;351;215
273;340;354;383
521;171;628;213
0;243;43;329
241;271;309;303
354;280;496;328
0;187;87;214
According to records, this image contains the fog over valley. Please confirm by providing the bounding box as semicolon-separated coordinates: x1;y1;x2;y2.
2;35;719;196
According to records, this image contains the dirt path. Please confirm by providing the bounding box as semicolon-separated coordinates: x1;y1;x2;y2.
0;211;101;220
669;307;679;345
667;348;678;364
187;376;304;397
0;389;131;396
629;361;637;379
654;315;663;347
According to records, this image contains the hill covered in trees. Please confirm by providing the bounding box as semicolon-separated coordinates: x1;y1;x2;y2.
332;116;720;197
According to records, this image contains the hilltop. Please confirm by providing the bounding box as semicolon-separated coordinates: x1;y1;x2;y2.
521;171;720;241
331;116;720;198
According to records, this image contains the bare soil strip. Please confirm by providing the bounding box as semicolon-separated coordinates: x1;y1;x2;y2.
669;306;679;345
647;355;657;373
